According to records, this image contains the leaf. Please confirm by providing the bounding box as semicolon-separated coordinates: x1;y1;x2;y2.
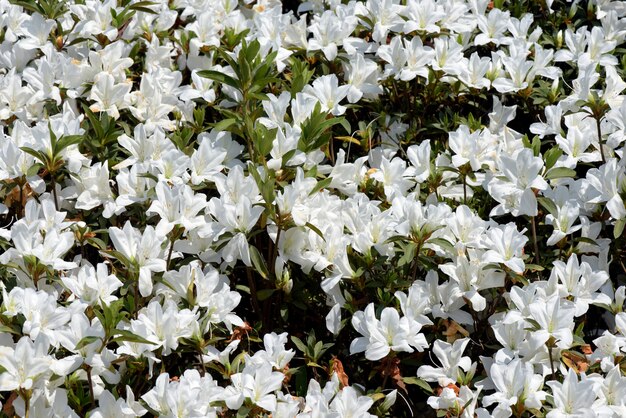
249;244;270;280
402;376;433;394
128;1;158;13
538;196;557;217
308;177;332;196
531;135;541;156
0;325;19;335
397;242;417;267
20;146;47;163
197;70;240;90
614;218;626;239
290;336;308;353
426;237;455;253
227;322;253;342
577;236;598;246
55;134;83;153
441;319;470;342
256;288;275;301
525;264;545;272
244;38;261;65
75;336;101;350
544;167;576;180
235;284;250;294
561;350;589;373
307;361;324;368
525;318;542;331
543;146;563;171
111;329;156;345
254;125;276;157
330;357;349;387
212;118;239;132
369;393;386;402
335;135;361;145
304;222;325;241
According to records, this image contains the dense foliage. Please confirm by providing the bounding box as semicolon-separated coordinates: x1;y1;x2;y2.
0;0;626;416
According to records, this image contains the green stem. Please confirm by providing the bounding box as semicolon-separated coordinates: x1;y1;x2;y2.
547;342;556;382
19;179;24;218
21;390;31;418
411;241;423;282
166;236;176;271
86;366;95;407
462;174;467;204
596;116;606;164
246;267;260;316
50;173;59;211
271;217;282;277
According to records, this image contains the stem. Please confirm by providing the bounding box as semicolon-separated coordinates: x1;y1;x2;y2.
19;180;24;218
166;236;176;270
462;174;467;204
547;342;556;382
166;226;183;271
411;241;423;282
132;267;140;319
198;351;207;377
50;173;59;211
21;390;31;418
246;267;261;316
271;218;282;277
596;116;606;163
531;215;540;264
86;366;95;407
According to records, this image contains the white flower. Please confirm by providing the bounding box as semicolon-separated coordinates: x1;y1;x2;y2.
546;369;598;418
350;303;428;361
418;338;475;387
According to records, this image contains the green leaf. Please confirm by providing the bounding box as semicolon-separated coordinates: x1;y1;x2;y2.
244;38;260;65
128;1;157;13
402;377;433;393
254;125;276;157
307;361;324;368
538;197;557;217
525;264;545;272
614;218;626;238
256;288;276;301
543;146;562;171
577;236;598;246
308;177;332;196
212;118;239;132
291;336;308;353
281;149;297;166
20;146;47;163
304;222;325;241
0;324;19;335
397;242;417;267
235;284;251;294
55;134;83;153
426;237;455;253
249;244;270;280
544;167;576;180
75;335;101;350
197;70;240;90
87;237;107;250
531;135;541;157
111;329;156;345
525;318;541;331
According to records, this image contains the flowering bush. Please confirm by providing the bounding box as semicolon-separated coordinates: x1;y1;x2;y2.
0;0;626;416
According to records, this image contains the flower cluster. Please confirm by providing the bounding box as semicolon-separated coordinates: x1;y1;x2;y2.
0;0;625;417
